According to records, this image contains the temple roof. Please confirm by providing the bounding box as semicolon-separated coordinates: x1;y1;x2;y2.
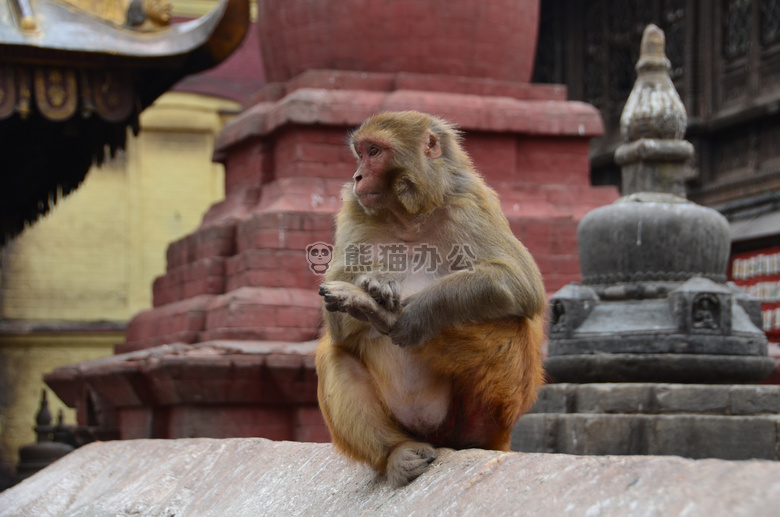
1;0;247;67
0;0;250;245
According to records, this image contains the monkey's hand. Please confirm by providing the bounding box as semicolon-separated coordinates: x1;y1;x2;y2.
356;275;401;312
319;281;399;334
380;292;438;349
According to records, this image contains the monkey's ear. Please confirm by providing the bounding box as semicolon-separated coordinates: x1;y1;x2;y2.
424;130;442;159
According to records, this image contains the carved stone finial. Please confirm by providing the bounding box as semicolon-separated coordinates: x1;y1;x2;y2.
620;24;687;142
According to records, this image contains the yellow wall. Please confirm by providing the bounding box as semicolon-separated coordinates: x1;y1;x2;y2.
0;92;239;472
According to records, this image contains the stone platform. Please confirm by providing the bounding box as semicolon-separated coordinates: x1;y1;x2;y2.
3;438;780;516
513;383;780;459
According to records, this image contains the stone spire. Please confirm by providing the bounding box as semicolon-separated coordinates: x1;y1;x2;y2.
620;24;686;142
615;24;693;198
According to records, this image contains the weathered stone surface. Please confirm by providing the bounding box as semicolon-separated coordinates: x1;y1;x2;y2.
577;200;731;286
4;438;780;516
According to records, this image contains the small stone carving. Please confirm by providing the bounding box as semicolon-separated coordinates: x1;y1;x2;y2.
692;293;720;330
550;300;566;333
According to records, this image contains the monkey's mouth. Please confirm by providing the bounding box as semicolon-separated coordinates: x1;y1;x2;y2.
355;191;382;204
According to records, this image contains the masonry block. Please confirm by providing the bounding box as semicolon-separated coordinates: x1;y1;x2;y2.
574;384;655;414
511;414;559;453
647;415;780;460
729;385;780;414
654;385;731;414
168;406;294;440
221;140;270;196
118;408;152;440
294;407;330;443
558;414;646;455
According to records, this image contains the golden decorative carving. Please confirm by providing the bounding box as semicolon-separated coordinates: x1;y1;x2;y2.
0;66;16;120
59;0;172;30
17;68;31;119
34;68;78;121
89;72;135;122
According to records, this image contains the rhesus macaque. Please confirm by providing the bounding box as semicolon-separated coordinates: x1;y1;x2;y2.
316;111;546;486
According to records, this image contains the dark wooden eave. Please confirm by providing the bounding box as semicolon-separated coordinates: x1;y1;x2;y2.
0;0;250;245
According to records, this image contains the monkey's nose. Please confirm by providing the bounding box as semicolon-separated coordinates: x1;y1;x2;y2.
353;172;362;182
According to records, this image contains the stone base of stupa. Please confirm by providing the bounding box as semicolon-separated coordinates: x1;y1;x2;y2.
513;383;780;459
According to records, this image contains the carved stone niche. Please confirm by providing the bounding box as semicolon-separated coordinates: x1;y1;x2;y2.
668;277;733;336
549;284;599;339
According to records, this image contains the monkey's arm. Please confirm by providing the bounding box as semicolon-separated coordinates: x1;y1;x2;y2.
320;260;545;349
390;260;545;348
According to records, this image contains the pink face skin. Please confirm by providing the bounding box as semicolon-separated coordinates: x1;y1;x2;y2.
352;139;393;212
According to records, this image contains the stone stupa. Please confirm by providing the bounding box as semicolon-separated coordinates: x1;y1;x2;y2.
513;25;780;460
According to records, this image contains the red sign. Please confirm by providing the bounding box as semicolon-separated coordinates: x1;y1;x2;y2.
730;246;780;341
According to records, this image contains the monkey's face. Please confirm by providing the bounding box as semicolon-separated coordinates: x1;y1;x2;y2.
351;139;394;212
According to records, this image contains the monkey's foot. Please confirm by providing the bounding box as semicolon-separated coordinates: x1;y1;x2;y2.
319;281;398;334
356;275;401;312
386;441;436;487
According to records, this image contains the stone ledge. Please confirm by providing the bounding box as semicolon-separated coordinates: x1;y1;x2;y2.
215;87;603;154
45;340;318;408
3;438;780;516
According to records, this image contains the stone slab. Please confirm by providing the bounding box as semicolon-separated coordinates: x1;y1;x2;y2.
3;438;780;516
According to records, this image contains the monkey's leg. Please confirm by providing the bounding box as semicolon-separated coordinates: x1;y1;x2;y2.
416;316;546;451
315;338;436;485
319;281;398;334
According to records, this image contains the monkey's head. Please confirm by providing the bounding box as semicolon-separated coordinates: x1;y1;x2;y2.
348;111;471;217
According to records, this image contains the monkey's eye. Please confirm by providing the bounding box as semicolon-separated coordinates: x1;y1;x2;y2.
368;145;381;157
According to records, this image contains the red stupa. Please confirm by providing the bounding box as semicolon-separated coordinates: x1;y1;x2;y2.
46;0;618;443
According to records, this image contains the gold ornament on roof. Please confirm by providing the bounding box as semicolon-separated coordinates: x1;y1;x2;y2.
59;0;172;31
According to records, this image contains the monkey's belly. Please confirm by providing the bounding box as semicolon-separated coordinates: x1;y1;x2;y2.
370;342;451;435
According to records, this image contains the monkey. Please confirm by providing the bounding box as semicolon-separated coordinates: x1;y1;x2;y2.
315;111;546;486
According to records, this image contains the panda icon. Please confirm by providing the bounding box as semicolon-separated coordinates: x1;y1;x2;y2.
306;242;334;275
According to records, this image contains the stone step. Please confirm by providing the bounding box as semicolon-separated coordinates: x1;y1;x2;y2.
513;383;780;460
